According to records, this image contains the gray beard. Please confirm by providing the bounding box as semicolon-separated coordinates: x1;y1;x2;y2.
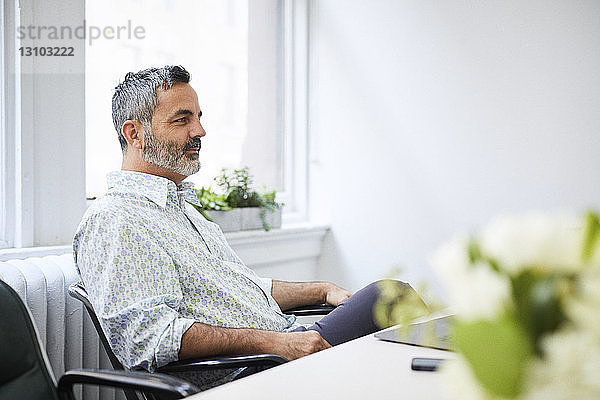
142;125;201;176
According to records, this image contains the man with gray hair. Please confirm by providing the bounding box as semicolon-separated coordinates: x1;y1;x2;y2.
73;65;424;390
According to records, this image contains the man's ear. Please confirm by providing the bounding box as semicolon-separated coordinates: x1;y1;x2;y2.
121;120;144;150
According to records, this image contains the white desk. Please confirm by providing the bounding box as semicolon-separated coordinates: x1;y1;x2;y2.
189;330;453;400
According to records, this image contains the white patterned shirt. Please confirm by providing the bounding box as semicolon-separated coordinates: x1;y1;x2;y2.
73;171;296;386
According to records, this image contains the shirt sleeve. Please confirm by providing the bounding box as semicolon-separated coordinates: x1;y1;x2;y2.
74;210;195;371
257;277;273;297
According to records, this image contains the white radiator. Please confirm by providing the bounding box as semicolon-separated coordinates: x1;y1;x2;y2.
0;254;126;400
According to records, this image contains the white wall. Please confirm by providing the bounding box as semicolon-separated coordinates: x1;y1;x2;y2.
309;0;600;295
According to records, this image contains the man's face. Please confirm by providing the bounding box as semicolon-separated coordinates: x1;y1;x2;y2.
142;83;206;177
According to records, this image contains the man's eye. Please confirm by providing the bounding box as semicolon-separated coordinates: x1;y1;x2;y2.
174;117;186;123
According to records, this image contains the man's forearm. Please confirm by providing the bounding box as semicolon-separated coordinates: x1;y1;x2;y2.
271;280;331;311
178;322;330;361
179;323;274;359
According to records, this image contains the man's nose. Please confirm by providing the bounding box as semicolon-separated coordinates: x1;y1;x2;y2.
190;119;206;138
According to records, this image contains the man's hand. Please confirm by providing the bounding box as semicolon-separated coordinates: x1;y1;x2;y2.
271;331;331;361
324;283;352;307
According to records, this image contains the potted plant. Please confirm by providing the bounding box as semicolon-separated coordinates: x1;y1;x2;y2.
189;167;283;232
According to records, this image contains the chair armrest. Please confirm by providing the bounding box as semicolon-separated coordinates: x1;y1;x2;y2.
284;305;335;316
57;368;200;400
157;353;288;373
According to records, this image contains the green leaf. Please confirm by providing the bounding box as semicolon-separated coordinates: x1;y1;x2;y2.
467;239;481;264
467;239;500;272
373;280;430;329
582;211;600;263
511;271;569;355
454;317;532;398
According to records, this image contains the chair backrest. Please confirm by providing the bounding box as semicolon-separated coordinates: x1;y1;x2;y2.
68;284;158;400
68;282;126;371
0;280;60;400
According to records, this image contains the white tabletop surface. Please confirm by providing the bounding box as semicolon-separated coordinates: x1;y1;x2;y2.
189;329;453;400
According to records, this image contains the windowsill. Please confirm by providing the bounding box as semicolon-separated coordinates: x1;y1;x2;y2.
225;223;328;243
226;224;329;266
0;224;330;264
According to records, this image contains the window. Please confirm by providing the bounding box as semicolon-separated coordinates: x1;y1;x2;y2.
85;0;290;206
1;0;309;251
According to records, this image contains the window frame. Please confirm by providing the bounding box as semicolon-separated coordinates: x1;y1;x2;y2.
0;0;6;248
280;0;309;225
0;0;24;249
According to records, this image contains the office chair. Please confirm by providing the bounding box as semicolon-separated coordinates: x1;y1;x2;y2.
0;279;200;400
68;282;334;399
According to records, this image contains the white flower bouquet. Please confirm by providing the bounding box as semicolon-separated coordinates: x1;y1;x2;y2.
433;211;600;399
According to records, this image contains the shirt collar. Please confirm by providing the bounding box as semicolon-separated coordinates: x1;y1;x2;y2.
106;171;200;208
177;181;201;207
